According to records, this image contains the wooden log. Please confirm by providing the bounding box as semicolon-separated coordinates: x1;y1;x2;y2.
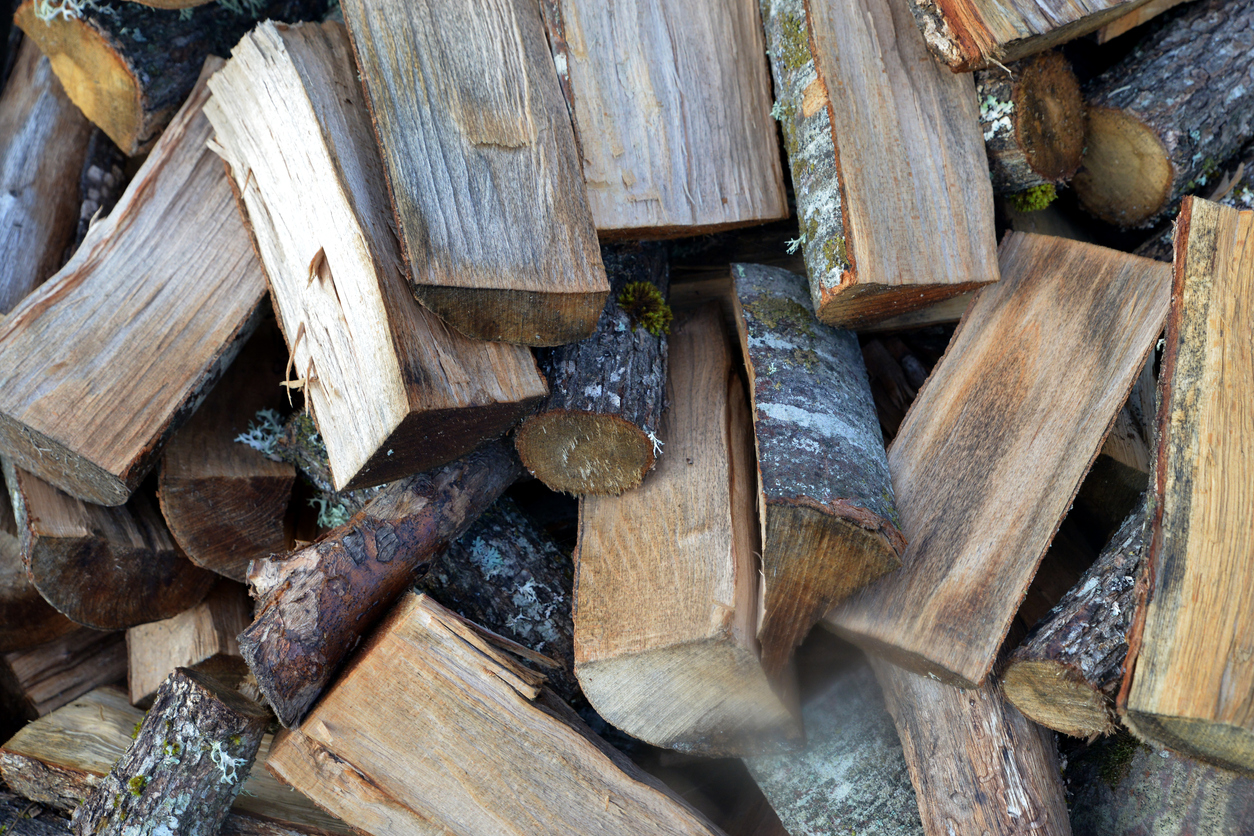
157;323;295;582
871;658;1071;835
1002;502;1145;739
0;37;93;315
1075;0;1254;228
575;304;801;757
70;129;125;253
240;439;522;728
1095;0;1191;42
70;668;268;836
540;0;786;237
903;0;1158;71
265;591;725;836
0;687;351;836
825;233;1171;688
0;59;266;507
730;263;904;677
0;628;124;724
0;469;76;653
744;662;924;836
14;0;329;155
0;787;70;836
126;580;251;707
4;463;214;631
975;51;1085;198
514;242;669;496
1099;355;1156;475
338;0;607;346
1120;196;1254;774
206;21;547;494
758;0;998;329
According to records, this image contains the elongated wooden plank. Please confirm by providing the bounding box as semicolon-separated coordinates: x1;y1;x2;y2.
544;0;786;236
1120;197;1254;774
339;0;607;346
0;58;265;506
826;233;1171;688
207;21;548;493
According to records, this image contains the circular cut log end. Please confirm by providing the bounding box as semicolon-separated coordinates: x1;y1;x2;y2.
1122;710;1254;777
1014;51;1086;183
0;534;77;652
1073;107;1173;228
1002;660;1115;739
516;412;653;496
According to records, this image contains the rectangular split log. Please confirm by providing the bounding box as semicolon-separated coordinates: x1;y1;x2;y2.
1120;196;1254;774
338;0;608;345
206;21;547;493
0;628;125;724
0;59;266;507
826;233;1171;687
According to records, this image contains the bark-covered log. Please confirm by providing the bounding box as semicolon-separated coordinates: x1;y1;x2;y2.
1075;0;1254;228
1003;502;1146;739
14;0;330;155
731;263;903;677
515;242;668;496
0;787;70;836
70;669;268;836
975;51;1085;198
0;628;125;723
240;440;522;728
1095;0;1190;42
70;129;126;253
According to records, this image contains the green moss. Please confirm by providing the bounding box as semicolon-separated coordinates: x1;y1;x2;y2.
131;720;142;740
1097;732;1144;790
745;295;814;338
1008;184;1057;213
618;282;673;337
822;233;850;272
230;734;242;747
777;12;812;74
128;775;148;796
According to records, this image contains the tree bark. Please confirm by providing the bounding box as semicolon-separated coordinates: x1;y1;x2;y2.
0;787;70;836
70;129;126;253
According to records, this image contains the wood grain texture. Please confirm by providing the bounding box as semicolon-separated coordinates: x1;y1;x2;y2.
0;628;124;722
338;0;607;345
0;687;352;835
826;233;1171;688
0;469;76;653
1121;197;1254;774
0;59;265;507
575;304;800;757
266;592;725;836
206;21;547;493
547;0;786;236
0;38;93;314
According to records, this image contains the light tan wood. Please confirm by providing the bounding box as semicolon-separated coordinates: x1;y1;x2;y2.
0;58;265;507
825;233;1171;688
266;592;725;836
1100;352;1156;473
550;0;786;236
1095;0;1189;42
0;628;124;721
126;580;251;706
206;22;547;493
1121;197;1254;774
338;0;607;345
575;304;800;756
0;686;352;835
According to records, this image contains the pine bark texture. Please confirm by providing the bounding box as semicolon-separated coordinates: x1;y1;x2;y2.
71;129;126;252
516;242;669;496
240;440;522;728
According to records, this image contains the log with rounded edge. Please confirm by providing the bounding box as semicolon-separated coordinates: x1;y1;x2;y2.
1072;108;1172;227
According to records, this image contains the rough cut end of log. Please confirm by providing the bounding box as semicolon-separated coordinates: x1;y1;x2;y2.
815;280;990;331
515;412;653;496
1012;52;1085;183
411;285;608;348
1001;661;1116;739
1073;107;1173;227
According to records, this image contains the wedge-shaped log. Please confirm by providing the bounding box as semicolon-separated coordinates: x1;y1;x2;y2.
826;233;1171;688
730;264;904;677
575;304;800;756
0;628;124;723
0;469;76;652
338;0;607;345
1120;197;1254;774
541;0;786;236
266;592;724;836
758;0;998;328
0;59;264;507
206;21;547;493
240;440;521;728
0;687;351;835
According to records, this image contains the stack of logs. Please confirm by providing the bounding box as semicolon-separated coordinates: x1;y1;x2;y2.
0;0;1253;834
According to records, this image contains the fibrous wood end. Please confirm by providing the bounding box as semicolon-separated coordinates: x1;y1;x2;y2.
1002;660;1116;739
1074;107;1172;227
515;411;653;496
1014;51;1086;183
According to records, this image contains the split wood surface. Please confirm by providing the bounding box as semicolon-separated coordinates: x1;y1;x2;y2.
826;233;1171;688
266;592;725;836
544;0;786;237
731;263;903;676
0;470;75;653
0;628;125;724
338;0;608;346
0;59;265;507
1121;197;1254;774
575;304;800;757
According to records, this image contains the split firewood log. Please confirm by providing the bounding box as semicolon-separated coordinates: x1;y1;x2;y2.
0;628;124;724
0;469;75;652
1095;0;1191;42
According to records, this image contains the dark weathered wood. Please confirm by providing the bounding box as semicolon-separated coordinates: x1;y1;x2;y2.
4;463;214;631
0;469;76;652
1075;0;1254;228
515;242;669;496
240;440;523;728
338;0;608;346
70;669;268;836
70;129;126;253
0;788;70;836
14;0;329;154
0;628;124;723
730;263;903;677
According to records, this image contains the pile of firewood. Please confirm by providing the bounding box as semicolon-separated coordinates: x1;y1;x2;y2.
0;0;1252;833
